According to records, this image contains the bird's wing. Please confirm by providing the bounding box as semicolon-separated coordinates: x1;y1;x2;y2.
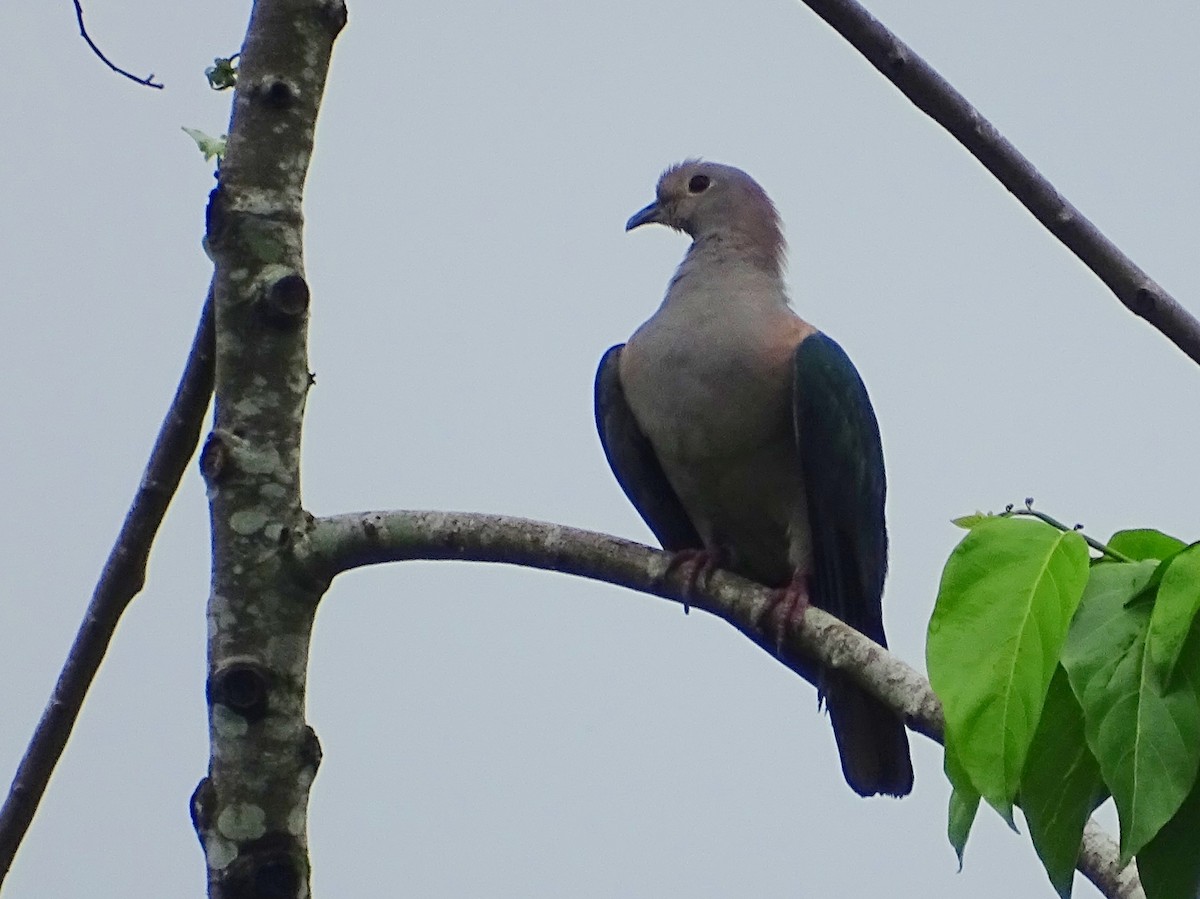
791;331;888;642
595;344;702;551
792;331;913;797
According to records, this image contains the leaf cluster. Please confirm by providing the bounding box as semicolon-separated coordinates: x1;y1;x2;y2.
928;517;1200;898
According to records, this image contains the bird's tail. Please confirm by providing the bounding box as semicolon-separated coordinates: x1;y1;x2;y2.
824;671;914;797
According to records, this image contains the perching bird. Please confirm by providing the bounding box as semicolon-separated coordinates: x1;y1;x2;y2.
595;160;913;797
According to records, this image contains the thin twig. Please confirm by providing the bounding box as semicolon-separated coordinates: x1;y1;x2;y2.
1008;502;1134;563
0;290;213;885
72;0;164;89
304;509;1138;899
794;0;1200;366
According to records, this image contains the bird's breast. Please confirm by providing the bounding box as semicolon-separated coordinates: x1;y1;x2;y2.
619;299;810;462
617;299;816;585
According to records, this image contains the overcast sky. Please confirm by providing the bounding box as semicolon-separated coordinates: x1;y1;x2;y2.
2;0;1197;896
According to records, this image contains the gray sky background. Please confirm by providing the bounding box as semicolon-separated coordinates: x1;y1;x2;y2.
2;1;1197;896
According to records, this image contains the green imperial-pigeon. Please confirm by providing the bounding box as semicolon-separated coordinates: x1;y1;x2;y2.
595;160;913;797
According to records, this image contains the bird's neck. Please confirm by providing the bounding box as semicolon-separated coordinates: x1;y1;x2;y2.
684;230;784;280
671;233;786;294
663;239;792;319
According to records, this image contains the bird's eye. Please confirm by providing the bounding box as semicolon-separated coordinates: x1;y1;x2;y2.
687;174;711;194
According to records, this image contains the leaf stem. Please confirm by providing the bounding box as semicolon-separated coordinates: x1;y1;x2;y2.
1008;504;1134;564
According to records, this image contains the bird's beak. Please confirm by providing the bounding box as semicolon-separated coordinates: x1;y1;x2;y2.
625;201;663;232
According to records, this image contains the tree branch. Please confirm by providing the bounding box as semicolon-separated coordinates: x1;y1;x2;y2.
1081;824;1145;899
307;509;942;735
193;0;346;894
71;0;163;89
794;0;1200;367
0;290;213;885
303;509;1140;899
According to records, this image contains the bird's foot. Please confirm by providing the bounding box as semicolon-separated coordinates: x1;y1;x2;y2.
758;573;811;655
660;548;724;614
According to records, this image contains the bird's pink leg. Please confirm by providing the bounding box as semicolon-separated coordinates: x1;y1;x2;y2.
660;548;724;613
760;571;811;654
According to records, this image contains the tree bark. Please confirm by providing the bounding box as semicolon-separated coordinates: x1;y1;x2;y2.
193;2;345;895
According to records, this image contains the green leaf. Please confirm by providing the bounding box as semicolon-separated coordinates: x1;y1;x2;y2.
945;743;980;868
1061;561;1200;861
948;788;980;869
1137;773;1200;899
1107;529;1186;562
205;55;239;90
929;518;1089;820
181;127;227;162
952;511;994;529
1019;665;1106;898
1147;543;1200;688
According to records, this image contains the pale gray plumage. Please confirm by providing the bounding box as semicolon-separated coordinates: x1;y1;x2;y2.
596;160;913;797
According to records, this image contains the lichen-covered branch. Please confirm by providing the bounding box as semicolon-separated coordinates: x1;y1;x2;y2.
0;290;214;887
1081;824;1145;899
308;509;1141;896
794;0;1200;367
305;509;942;735
303;508;1137;899
195;1;345;895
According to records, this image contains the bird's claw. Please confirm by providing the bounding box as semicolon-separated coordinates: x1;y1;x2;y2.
660;548;723;613
758;573;811;655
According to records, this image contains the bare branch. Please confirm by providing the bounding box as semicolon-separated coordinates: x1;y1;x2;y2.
794;0;1200;366
305;509;1138;899
71;0;164;89
0;291;213;885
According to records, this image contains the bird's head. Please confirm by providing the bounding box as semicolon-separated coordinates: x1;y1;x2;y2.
626;160;785;272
